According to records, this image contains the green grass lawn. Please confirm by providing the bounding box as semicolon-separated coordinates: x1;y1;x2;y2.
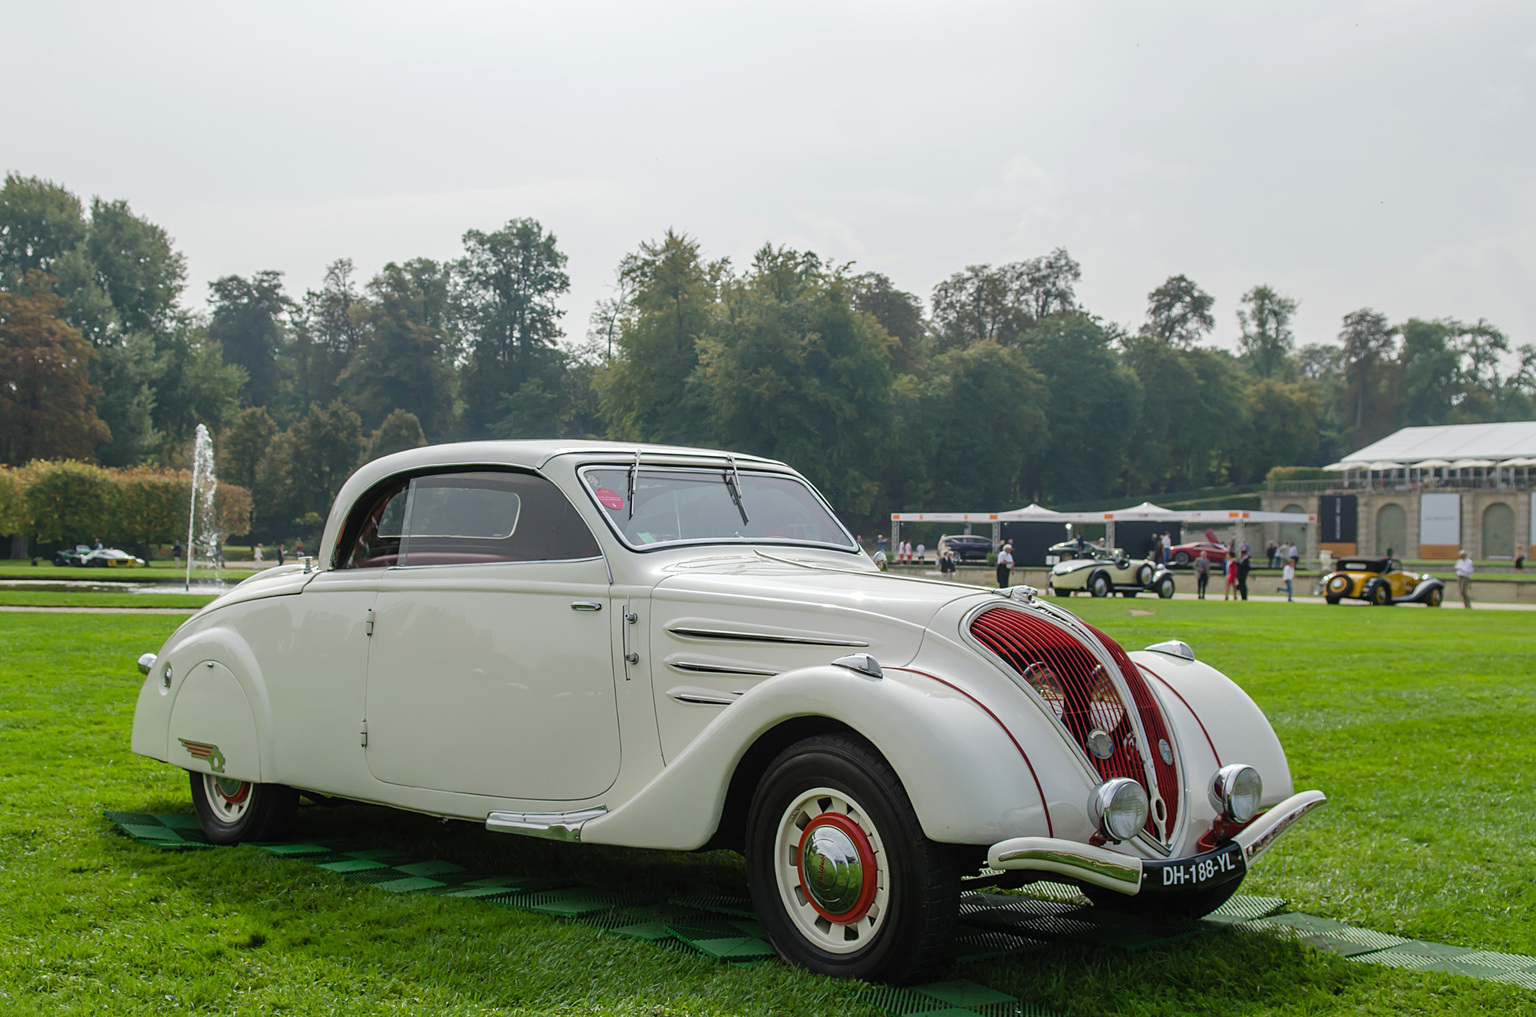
1;603;1532;1015
0;590;216;609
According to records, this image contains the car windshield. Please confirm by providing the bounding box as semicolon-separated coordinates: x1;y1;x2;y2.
582;466;855;551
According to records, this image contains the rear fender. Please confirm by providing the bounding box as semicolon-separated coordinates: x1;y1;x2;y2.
578;663;1046;851
129;622;273;783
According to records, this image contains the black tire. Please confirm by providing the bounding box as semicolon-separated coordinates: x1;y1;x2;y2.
1086;873;1243;919
1090;572;1110;598
1121;590;1138;598
746;734;961;984
1173;551;1190;567
1369;581;1391;606
1325;596;1341;605
1424;586;1443;607
1157;576;1175;599
189;771;298;844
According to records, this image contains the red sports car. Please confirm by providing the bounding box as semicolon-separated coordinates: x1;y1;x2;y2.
1168;541;1229;567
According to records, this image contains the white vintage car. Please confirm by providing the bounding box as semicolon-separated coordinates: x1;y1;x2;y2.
1049;550;1176;599
131;441;1324;983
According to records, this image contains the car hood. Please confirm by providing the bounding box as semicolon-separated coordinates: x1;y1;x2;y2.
649;553;986;671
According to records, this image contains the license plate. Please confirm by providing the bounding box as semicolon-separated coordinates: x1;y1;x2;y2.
1142;841;1244;893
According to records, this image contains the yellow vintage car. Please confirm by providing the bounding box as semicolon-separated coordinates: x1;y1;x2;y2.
1321;557;1444;606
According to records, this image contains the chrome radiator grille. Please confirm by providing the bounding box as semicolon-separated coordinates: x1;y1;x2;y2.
970;607;1180;841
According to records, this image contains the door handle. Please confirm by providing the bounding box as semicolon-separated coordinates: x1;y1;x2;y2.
570;601;603;612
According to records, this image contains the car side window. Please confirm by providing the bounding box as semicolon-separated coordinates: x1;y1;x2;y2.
397;471;599;566
336;479;410;569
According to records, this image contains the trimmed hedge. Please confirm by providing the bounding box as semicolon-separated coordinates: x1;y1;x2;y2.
0;460;252;547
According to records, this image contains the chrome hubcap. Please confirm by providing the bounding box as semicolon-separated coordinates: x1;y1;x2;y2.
774;787;888;954
203;773;252;824
798;817;873;920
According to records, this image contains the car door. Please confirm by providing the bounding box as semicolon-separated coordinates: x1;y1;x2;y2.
363;469;620;802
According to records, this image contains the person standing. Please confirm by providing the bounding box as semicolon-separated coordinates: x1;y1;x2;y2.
253;543;263;566
172;540;182;567
1224;550;1238;600
1282;556;1296;602
1515;544;1525;570
915;542;925;564
276;544;285;566
1455;550;1474;608
996;543;1014;588
939;549;956;577
1194;553;1210;599
1236;549;1252;601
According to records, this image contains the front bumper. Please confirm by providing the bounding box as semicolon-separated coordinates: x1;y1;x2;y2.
985;789;1327;896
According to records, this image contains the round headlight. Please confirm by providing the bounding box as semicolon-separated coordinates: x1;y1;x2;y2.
1209;763;1263;824
1090;777;1148;842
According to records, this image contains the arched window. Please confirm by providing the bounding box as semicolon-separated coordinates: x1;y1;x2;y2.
1375;503;1407;556
1482;502;1515;559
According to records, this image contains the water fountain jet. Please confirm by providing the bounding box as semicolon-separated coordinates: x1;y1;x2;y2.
185;424;218;593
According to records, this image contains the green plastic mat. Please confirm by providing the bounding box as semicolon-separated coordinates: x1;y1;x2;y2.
105;811;1536;1002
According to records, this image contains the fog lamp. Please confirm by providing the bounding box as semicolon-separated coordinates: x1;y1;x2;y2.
1090;777;1148;842
1209;763;1263;824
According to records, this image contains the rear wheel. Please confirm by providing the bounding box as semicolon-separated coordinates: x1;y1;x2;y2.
1173;551;1190;567
1090;573;1110;598
189;772;298;844
746;734;960;984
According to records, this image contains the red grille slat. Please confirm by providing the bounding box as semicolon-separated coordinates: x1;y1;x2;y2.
970;607;1182;841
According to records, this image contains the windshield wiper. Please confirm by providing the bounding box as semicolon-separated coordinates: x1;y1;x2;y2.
627;448;641;520
724;455;749;526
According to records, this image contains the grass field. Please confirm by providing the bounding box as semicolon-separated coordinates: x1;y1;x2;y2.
1;601;1533;1015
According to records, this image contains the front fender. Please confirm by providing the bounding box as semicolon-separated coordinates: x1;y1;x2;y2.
579;663;1047;851
1409;577;1444;601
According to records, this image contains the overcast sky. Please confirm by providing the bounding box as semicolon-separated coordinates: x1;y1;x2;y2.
7;2;1535;357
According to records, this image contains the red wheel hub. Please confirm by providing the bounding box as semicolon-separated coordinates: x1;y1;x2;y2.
796;812;878;923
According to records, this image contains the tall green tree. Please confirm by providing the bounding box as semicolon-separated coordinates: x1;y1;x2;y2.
897;342;1047;510
851;271;926;373
288;258;366;415
1237;285;1298;379
597;230;720;443
0;174;87;281
699;246;894;518
81;198;186;338
455;219;569;437
1396;318;1459;427
221;406;278;493
209;271;291;410
345;259;453;436
364;408;428;463
929;249;1080;352
1017;313;1140;501
0;273;111;463
1339;308;1397;445
1120;333;1239;493
1142;274;1214;348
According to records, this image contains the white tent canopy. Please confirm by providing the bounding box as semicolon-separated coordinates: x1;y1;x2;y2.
1342;421;1536;464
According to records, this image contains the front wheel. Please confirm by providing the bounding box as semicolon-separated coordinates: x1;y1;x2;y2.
189;772;298;844
1173;551;1190;567
1157;576;1175;599
1325;596;1341;605
746;735;960;984
1424;586;1443;607
1090;573;1110;598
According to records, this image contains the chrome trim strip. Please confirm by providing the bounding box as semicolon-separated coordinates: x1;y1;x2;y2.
1233;790;1328;864
668;660;779;677
485;806;607;842
986;836;1143;894
667;625;868;647
665;685;741;706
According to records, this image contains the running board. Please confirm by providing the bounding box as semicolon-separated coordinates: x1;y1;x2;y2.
485;807;607;842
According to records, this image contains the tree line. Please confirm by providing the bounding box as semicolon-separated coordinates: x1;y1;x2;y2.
2;171;1533;544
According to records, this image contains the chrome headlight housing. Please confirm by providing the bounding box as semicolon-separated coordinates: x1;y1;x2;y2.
1090;777;1148;842
1209;763;1263;824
